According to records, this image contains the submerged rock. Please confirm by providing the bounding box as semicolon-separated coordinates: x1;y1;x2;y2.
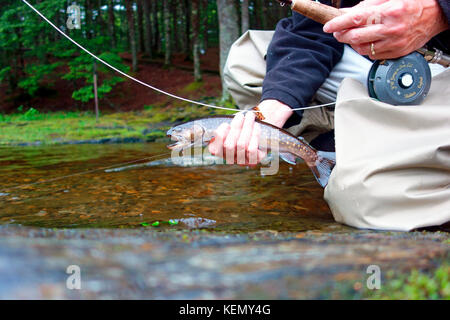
176;217;217;229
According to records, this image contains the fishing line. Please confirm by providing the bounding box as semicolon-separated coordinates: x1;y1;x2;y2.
21;0;340;112
5;1;368;197
0;152;171;194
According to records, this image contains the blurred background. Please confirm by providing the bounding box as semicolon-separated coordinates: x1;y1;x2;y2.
0;0;291;145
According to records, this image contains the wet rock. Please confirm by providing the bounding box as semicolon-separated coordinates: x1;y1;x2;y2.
0;225;448;299
177;218;217;229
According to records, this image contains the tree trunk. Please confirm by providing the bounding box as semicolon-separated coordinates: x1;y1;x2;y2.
192;0;202;81
137;0;144;53
253;0;261;28
142;0;152;57
257;0;267;29
96;0;106;35
216;0;239;99
163;0;171;66
241;0;249;33
151;0;160;53
85;0;93;39
184;0;191;56
178;2;186;53
125;0;138;72
171;0;179;52
201;0;208;50
93;61;100;122
107;0;116;48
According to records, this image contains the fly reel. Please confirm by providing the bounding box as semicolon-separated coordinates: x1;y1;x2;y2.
276;0;450;106
367;52;432;105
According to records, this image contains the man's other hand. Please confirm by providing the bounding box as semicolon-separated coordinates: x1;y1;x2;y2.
323;0;448;59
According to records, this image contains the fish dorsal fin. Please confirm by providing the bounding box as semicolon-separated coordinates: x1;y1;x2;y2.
280;152;297;165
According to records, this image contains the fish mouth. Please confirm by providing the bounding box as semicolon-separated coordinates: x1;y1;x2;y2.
166;139;193;150
167;142;180;149
167;134;185;150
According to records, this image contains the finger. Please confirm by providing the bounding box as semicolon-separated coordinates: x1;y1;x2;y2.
236;112;255;165
367;48;413;60
355;0;389;8
208;122;230;157
247;150;267;168
223;112;245;164
333;24;385;46
247;122;261;165
351;42;371;56
354;40;412;59
324;6;381;33
257;150;267;163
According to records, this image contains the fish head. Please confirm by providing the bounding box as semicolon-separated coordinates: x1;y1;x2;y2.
166;122;206;150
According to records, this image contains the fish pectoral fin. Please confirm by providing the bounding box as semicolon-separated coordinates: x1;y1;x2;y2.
279;152;297;165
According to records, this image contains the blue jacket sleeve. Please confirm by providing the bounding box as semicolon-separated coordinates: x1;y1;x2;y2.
437;0;450;25
433;0;450;52
261;5;344;119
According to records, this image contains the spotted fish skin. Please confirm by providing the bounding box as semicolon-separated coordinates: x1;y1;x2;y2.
167;116;336;187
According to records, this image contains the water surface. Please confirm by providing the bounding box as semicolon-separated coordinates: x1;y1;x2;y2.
0;143;335;232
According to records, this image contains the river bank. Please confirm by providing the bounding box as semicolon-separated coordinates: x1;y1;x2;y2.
0;95;235;146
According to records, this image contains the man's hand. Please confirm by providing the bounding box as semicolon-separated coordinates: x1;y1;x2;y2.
208;99;293;166
323;0;448;59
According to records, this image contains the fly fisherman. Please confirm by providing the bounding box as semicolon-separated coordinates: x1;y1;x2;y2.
208;0;449;163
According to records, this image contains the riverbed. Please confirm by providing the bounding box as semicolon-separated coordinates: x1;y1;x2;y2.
0;143;448;299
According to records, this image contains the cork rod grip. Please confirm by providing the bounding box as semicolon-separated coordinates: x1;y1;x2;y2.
290;0;343;25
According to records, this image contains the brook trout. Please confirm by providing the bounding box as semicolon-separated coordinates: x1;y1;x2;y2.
166;116;336;187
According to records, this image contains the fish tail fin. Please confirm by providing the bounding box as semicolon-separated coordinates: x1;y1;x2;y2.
308;151;336;188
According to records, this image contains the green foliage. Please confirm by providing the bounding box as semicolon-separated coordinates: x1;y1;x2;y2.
71;78;121;103
1;106;42;121
143;105;155;111
22;107;40;121
18;62;61;95
0;91;233;145
141;220;179;227
0;108;88;123
182;81;204;93
0;66;11;84
367;264;450;300
0;0;287;109
0;109;147;144
63;50;128;103
0;0;127;104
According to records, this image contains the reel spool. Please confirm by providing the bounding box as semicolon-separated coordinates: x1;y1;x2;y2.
367;52;432;105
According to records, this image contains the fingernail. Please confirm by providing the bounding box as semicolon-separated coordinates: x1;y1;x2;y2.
323;24;330;32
